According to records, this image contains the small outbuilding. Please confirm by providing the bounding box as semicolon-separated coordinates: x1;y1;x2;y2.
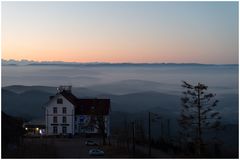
23;119;45;136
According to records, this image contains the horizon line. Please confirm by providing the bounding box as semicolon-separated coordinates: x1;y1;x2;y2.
1;58;238;66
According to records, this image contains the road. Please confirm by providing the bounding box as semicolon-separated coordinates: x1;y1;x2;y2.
51;138;91;158
21;137;172;158
21;137;132;158
135;144;171;158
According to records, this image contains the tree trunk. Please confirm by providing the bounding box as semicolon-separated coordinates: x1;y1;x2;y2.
197;83;202;156
102;131;106;145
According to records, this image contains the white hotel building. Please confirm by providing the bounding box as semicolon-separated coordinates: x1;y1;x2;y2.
44;86;110;136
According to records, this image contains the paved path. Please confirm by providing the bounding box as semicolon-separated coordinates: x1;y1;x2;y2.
111;139;172;158
49;137;106;158
135;144;171;158
22;137;172;158
22;137;132;158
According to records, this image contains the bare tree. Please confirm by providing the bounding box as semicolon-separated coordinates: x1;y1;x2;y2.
96;115;107;145
179;81;221;155
86;100;109;145
89;114;107;145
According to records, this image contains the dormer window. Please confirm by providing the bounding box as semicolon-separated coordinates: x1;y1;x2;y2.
57;98;63;104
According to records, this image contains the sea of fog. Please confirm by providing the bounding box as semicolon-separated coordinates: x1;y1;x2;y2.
2;64;239;125
2;65;238;95
1;65;239;155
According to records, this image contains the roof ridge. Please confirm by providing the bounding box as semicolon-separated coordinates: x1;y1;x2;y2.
59;91;110;115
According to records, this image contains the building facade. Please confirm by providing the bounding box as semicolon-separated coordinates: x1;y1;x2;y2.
44;86;110;136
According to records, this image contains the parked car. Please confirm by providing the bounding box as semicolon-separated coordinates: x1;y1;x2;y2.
89;149;104;156
85;140;99;146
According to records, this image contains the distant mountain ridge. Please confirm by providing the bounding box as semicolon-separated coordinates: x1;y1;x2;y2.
2;59;238;66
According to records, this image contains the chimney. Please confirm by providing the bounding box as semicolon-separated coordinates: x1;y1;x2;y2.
57;85;72;93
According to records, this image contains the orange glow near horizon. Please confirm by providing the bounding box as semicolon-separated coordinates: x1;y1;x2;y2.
2;34;193;63
2;2;238;64
2;46;236;64
2;44;203;63
2;27;232;64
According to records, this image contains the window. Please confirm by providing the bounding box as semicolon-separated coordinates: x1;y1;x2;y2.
53;116;58;123
62;116;67;123
79;116;84;123
88;127;94;132
53;107;57;113
74;125;77;130
62;107;67;114
78;124;81;132
57;98;63;104
62;126;67;134
53;126;58;134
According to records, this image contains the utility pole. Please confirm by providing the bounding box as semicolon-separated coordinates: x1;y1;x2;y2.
167;119;170;141
148;112;151;157
196;82;202;155
132;121;135;155
160;118;164;139
125;121;130;153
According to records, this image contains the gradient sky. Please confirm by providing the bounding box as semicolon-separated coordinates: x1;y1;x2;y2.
2;2;238;64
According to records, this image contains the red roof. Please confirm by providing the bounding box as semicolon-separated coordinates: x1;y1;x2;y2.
60;91;110;115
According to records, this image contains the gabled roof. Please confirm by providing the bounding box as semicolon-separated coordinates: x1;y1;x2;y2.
60;90;79;106
60;91;110;115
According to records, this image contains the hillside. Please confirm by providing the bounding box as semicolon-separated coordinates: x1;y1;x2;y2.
2;89;52;120
2;85;238;124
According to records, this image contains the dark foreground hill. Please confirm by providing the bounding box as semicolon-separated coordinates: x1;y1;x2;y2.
2;112;24;158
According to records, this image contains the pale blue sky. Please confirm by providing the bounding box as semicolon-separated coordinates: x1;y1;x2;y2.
2;2;238;64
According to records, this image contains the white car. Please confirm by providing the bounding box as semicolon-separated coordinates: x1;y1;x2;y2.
85;140;99;146
88;149;104;156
